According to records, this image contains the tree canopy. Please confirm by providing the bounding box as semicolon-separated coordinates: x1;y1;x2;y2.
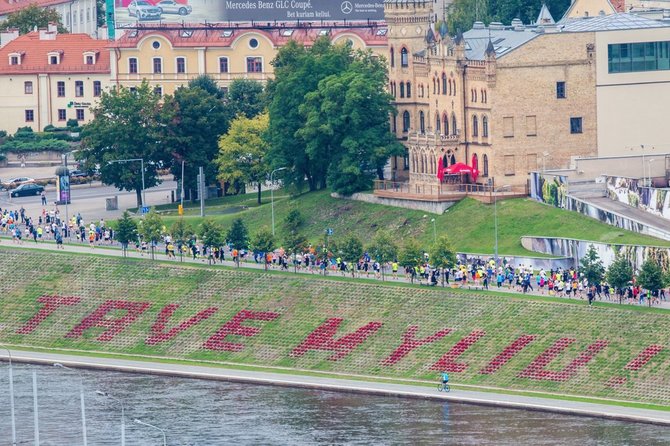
227;79;267;119
579;244;605;286
0;5;67;34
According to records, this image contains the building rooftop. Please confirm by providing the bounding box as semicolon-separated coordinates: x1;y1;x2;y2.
0;0;70;16
559;12;669;31
464;26;539;60
0;31;110;74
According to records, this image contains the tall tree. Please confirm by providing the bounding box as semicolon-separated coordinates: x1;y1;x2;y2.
170;218;191;261
430;235;457;287
199;218;224;264
400;239;424;283
227;79;266;119
637;258;665;306
139;210;163;260
339;235;363;277
250;226;276;270
226;218;249;250
366;230;398;281
217;112;271;204
0;5;67;34
81;81;167;207
114;211;138;257
606;254;634;304
579;244;605;286
160;76;230;199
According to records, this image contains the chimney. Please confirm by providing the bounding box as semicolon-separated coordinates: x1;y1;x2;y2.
0;28;20;47
48;22;58;33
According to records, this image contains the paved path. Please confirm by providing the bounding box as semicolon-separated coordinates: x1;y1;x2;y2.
4;241;670;310
3;349;669;426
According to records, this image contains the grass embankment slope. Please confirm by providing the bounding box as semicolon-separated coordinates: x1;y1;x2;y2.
144;190;670;255
2;249;669;407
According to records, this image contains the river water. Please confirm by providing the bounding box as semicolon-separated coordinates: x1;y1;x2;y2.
0;364;668;445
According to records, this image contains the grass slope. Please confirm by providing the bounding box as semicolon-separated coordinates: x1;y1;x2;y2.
142;190;670;255
2;249;669;406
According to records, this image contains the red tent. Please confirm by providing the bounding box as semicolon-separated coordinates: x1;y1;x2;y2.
444;162;479;182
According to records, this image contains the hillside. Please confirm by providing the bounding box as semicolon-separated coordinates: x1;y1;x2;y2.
2;248;669;407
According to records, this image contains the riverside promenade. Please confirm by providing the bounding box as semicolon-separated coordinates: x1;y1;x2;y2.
4;348;670;427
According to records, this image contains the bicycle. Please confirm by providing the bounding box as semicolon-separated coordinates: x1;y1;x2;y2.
437;383;450;392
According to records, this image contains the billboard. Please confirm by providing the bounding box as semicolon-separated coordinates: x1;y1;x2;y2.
113;0;385;28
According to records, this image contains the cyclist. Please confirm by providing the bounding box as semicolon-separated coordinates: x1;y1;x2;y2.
441;371;449;385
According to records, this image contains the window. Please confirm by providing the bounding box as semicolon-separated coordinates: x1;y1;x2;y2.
129;87;137;94
473;89;477;102
406;82;411;98
73;11;77;25
435;114;440;133
419;111;425;133
472;115;478;137
570;117;583;134
25;110;34;121
57;81;65;97
400;47;408;67
153;58;162;74
93;81;101;97
246;57;263;73
452;79;456;96
442;114;449;136
483;154;489;177
219;57;229;73
608;41;670;73
504;155;515;176
526;115;537;136
482;116;489;137
448;79;452;96
402;111;410;132
403;148;409;170
58;109;66;121
392;115;397;133
152;41;161;49
249;38;259;48
50;55;58;65
526;153;538;171
399;82;405;98
24;81;33;94
441;73;447;95
85;55;94;65
451;115;457;135
129;58;138;74
154;86;163;96
390;47;394;67
76;109;85;121
75;81;84;97
176;57;186;74
556;81;566;99
503;117;514;137
10;55;19;65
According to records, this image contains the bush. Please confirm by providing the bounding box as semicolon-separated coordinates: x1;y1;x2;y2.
1;139;70;153
66;119;79;128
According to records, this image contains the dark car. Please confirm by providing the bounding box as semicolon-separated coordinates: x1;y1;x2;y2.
10;183;45;198
69;170;88;178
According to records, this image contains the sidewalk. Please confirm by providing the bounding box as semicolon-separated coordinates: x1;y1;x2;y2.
4;240;670;310
5;349;670;426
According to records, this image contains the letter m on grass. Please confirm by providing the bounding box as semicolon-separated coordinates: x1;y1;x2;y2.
290;318;383;361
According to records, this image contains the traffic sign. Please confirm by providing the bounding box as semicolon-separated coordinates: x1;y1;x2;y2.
326;228;334;236
178;204;184;216
141;206;150;214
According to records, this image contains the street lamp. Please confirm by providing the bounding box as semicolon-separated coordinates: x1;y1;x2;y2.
96;391;125;446
134;418;167;446
270;167;287;236
493;184;511;267
0;345;16;446
109;158;146;209
53;363;88;445
646;159;656;188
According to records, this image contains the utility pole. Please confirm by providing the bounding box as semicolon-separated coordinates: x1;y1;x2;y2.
198;166;205;217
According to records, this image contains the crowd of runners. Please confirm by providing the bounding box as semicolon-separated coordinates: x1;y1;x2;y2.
1;204;668;307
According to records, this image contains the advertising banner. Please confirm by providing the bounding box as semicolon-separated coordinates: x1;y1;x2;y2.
113;0;384;28
56;173;71;205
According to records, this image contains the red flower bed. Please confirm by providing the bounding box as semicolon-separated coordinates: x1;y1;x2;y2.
203;309;280;351
290;318;383;361
479;335;537;375
146;304;219;345
16;295;82;335
518;338;609;382
624;345;663;371
65;300;151;342
430;330;486;372
381;325;452;366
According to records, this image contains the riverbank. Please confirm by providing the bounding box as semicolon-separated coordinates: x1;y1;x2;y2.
5;348;670;426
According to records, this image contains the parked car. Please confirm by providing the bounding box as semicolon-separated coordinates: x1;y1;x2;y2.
128;0;162;20
1;177;34;190
156;0;191;15
10;183;44;198
69;170;88;178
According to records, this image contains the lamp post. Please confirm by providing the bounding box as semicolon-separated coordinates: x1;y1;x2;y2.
493;185;511;267
54;363;87;446
109;158;146;209
270;167;287;236
646;159;656;188
180;160;185;210
0;345;16;446
96;391;125;446
134;418;166;446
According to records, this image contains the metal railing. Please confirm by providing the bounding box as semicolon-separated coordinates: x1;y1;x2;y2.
373;180;528;199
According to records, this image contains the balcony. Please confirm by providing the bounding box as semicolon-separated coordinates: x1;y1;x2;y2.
373;180;528;203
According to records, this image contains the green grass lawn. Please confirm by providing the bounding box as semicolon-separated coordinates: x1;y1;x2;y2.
127;189;670;256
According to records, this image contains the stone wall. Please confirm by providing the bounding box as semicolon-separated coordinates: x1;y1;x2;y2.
331;192;455;214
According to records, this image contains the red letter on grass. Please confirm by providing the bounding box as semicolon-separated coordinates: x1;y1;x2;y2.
65;300;151;342
290;318;383;361
430;330;486;372
381;326;452;366
146;304;219;345
202;309;280;352
16;295;82;334
479;335;537;375
518;338;609;382
625;345;664;371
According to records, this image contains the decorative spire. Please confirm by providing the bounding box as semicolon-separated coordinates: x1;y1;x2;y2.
486;39;495;56
426;27;436;44
454;29;463;45
535;3;555;25
439;20;449;38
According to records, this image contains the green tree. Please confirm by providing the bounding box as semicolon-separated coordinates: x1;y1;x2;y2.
228;79;267;119
139;210;163;259
160;76;231;199
199;219;224;264
80;82;167;207
606;254;634;304
283;230;308;273
430;235;457;287
366;230;398;281
114;211;137;256
282;206;305;232
250;226;276;270
339;235;363;277
637;258;665;306
170;218;191;261
217;112;271;204
0;5;67;34
226;218;249;251
399;239;424;283
579;244;605;286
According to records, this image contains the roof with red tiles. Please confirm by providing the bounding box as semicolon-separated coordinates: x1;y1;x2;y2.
0;31;110;74
0;0;70;16
610;0;626;12
111;24;388;49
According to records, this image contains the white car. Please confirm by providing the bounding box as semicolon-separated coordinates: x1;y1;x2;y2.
156;0;192;15
128;0;162;20
1;176;34;190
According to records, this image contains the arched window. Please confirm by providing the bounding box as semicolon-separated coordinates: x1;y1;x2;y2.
483;154;489;177
435;113;441;132
481;88;485;103
472;115;479;137
442;154;448;168
406;82;411;98
390;47;395;67
482;115;489;137
402;111;410;132
432;78;436;95
451;114;457;135
443;114;449;136
400;47;409;67
474;89;478;102
451;154;456;165
420;154;425;173
419;111;425;133
399;82;405;98
448;79;452;96
441;73;447;95
452;79;457;96
392;115;397;133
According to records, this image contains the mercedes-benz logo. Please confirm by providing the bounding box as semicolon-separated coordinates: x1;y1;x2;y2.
341;1;353;14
